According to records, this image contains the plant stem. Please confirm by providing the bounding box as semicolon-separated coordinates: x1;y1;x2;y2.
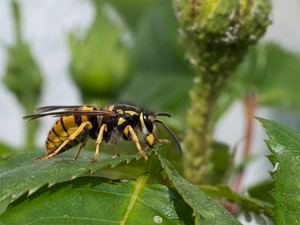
227;93;257;213
234;93;257;192
184;74;223;184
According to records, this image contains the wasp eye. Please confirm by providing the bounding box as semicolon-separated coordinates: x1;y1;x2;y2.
143;114;153;132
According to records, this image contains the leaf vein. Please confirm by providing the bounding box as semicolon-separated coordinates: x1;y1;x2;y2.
119;176;148;225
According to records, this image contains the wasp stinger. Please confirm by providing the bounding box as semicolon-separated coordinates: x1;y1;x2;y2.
23;103;182;162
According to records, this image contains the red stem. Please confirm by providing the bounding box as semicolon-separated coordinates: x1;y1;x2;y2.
227;93;257;214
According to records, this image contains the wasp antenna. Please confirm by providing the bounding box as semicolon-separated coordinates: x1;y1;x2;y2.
154;119;182;155
157;112;171;118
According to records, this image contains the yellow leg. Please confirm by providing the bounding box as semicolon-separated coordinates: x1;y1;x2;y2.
90;124;107;162
36;121;92;161
127;125;148;160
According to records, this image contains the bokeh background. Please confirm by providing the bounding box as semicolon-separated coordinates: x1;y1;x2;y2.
0;1;300;223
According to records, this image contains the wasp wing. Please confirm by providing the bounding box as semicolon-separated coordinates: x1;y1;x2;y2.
23;107;116;121
35;105;92;113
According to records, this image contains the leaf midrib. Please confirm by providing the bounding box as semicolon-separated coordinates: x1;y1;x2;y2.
119;175;148;225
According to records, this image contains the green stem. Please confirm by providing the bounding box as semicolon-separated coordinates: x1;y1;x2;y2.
25;106;39;151
25;120;39;151
184;75;222;184
12;0;22;44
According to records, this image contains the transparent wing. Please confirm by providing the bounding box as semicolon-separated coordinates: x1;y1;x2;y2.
35;105;90;113
23;105;115;121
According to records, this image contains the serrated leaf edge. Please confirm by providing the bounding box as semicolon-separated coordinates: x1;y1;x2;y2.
0;152;145;215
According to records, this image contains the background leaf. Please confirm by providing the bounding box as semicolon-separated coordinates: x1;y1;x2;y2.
200;185;273;218
130;0;188;75
213;42;300;125
247;181;274;206
258;118;300;224
0;176;193;225
120;72;192;120
208;142;231;185
231;42;300;110
0;142;16;166
156;152;241;225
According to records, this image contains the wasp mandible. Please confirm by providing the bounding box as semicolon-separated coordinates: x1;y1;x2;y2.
23;103;182;162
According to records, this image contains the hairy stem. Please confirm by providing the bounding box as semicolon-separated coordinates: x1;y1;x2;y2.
184;75;223;184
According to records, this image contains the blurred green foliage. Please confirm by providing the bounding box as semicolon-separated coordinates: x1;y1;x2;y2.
68;0;132;102
231;42;300;110
1;0;300;223
2;0;43;150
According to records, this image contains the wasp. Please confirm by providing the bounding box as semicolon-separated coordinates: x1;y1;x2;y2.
23;103;182;162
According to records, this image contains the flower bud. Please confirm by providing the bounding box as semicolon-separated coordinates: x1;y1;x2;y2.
173;0;272;77
68;2;132;101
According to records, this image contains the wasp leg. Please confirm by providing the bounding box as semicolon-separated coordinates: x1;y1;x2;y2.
91;124;107;163
125;125;148;160
113;144;120;158
157;139;170;144
36;121;92;160
73;142;86;160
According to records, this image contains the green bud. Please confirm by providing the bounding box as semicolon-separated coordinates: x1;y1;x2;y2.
68;1;132;101
173;0;272;77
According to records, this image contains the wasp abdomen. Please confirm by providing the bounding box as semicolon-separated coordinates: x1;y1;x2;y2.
45;115;91;155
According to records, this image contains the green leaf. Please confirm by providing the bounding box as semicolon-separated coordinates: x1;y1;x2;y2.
132;0;189;75
232;42;300;111
156;152;241;225
258;117;300;224
0;151;145;214
0;176;193;225
108;0;162;31
216;42;300;126
209;142;231;185
0;142;17;157
200;185;273;218
247;180;274;206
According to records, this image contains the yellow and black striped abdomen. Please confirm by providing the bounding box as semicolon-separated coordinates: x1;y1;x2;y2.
46;115;91;155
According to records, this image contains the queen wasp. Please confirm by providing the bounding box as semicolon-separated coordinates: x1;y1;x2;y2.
23;103;182;162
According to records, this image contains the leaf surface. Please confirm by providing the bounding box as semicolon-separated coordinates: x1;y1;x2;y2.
200;185;273;218
0;176;193;225
258;118;300;224
156;152;241;225
0;151;143;214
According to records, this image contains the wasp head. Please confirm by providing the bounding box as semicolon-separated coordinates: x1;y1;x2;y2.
140;111;182;155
